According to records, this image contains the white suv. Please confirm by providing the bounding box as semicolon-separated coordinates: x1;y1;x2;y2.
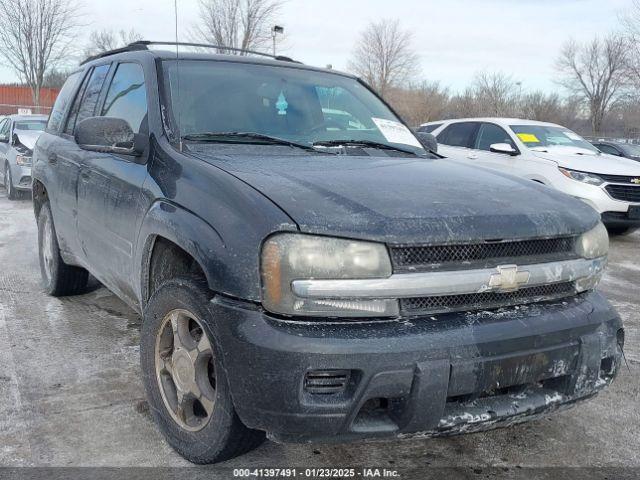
419;118;640;235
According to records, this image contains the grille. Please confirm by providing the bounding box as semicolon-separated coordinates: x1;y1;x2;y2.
390;237;576;271
401;282;576;315
599;173;640;183
605;184;640;202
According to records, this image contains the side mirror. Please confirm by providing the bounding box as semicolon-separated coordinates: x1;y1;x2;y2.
0;134;8;143
415;131;438;153
490;143;518;156
75;116;147;156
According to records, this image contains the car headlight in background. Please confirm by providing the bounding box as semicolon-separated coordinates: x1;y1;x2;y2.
558;167;603;186
575;222;609;292
261;233;397;317
15;155;32;166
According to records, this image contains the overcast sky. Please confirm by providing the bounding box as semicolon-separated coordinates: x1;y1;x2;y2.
0;0;634;92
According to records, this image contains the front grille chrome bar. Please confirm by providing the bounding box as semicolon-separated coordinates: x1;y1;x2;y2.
291;257;606;299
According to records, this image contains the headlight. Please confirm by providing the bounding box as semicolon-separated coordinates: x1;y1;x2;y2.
575;223;608;293
15;154;31;166
261;233;397;317
576;222;609;259
558;167;603;186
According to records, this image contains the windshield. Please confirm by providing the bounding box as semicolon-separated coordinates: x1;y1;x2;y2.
15;120;46;131
161;60;424;154
623;144;640;156
510;125;599;153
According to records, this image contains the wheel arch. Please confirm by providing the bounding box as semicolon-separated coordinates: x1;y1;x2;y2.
32;178;48;218
137;200;231;310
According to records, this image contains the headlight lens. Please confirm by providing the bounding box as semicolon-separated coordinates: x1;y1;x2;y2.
576;222;609;259
558;167;603;186
15;154;31;166
261;233;397;317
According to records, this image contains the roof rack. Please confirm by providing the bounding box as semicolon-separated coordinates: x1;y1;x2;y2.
81;40;299;65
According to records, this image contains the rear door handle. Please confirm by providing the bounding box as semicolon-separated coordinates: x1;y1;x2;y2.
467;154;478;159
80;170;90;180
48;153;57;164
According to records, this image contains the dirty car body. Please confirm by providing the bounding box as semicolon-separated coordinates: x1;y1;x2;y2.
31;45;623;460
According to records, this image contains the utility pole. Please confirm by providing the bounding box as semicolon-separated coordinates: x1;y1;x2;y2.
272;25;284;56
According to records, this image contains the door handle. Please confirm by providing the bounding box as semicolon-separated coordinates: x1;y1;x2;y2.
467;154;478;159
80;170;90;180
48;153;57;164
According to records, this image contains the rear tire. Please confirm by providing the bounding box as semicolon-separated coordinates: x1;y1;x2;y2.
141;276;265;464
606;226;638;236
5;164;17;200
37;202;89;296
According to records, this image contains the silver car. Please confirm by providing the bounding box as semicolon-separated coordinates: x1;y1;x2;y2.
0;114;48;199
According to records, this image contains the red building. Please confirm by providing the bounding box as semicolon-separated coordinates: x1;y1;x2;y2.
0;84;59;116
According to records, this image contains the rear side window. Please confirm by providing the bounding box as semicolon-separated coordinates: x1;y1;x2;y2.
47;71;83;133
475;123;516;151
437;122;478;148
418;123;442;133
65;64;111;135
101;63;148;134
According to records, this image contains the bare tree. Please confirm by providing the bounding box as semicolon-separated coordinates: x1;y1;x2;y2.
556;35;629;135
471;72;519;117
349;19;419;98
386;81;449;126
622;0;640;87
84;29;143;58
43;66;72;88
193;0;283;54
0;0;81;106
519;91;564;123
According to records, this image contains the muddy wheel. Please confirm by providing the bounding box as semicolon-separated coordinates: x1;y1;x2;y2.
5;164;17;200
37;202;89;296
140;276;264;464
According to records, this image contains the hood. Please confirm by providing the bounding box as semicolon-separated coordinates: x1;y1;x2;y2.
190;147;599;244
530;146;640;176
14;130;43;151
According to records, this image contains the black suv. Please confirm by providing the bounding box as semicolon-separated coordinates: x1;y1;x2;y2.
32;42;623;464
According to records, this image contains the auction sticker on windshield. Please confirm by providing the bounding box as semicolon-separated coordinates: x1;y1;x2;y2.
372;117;421;147
517;133;540;143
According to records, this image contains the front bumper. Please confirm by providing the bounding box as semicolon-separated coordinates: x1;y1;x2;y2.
601;211;640;229
210;291;622;443
554;175;640;217
11;164;31;190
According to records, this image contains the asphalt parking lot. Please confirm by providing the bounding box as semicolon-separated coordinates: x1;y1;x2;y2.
0;187;638;477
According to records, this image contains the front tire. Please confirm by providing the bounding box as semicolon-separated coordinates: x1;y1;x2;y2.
5;163;17;200
37;202;89;295
140;276;264;464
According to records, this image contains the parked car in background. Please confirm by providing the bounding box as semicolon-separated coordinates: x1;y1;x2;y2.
0;114;48;199
419;118;640;235
591;140;640;162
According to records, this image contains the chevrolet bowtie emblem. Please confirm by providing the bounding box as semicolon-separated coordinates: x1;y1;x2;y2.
489;265;530;292
631;178;640;184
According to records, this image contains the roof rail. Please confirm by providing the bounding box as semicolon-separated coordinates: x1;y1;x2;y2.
80;40;299;65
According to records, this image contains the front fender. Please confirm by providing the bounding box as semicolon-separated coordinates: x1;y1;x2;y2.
136;200;258;309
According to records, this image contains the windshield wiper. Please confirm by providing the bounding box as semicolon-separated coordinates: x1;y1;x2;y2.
312;139;421;156
182;131;325;153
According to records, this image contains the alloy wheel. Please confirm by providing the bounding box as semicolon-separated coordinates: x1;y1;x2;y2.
155;309;217;431
41;213;55;283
